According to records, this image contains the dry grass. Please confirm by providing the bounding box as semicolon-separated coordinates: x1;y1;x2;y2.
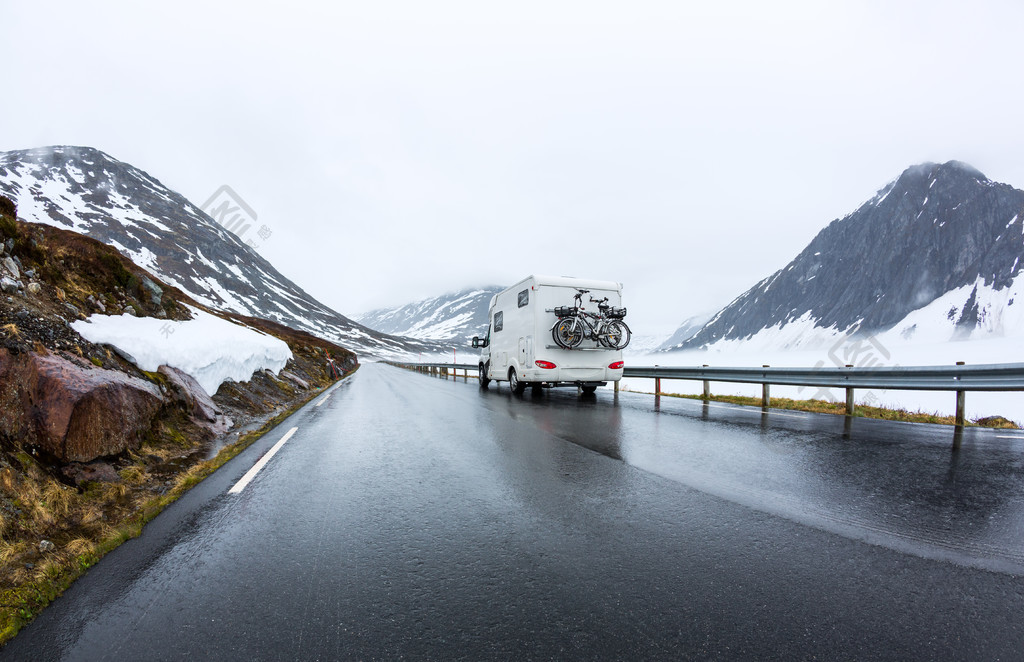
101;481;130;501
117;464;148;485
40;482;75;520
0;540;27;565
0;467;17;494
0;323;19;339
63;537;95;557
1;465;79;540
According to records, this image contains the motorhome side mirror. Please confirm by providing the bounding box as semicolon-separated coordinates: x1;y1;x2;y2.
472;337;481;348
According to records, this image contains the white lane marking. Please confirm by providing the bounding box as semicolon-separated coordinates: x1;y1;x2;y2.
995;434;1024;440
315;382;344;407
228;427;299;494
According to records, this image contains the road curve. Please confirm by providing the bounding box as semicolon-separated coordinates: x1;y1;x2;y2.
5;362;1024;660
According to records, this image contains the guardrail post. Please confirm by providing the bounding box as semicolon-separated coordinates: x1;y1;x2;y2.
702;365;710;401
845;364;855;416
955;361;966;427
761;365;770;410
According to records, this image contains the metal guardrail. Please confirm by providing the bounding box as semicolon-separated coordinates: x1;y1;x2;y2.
624;363;1024;429
389;362;479;371
386;360;1024;429
385;361;479;383
622;364;1024;392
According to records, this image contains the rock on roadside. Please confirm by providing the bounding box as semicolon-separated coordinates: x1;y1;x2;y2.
158;364;220;423
0;348;163;463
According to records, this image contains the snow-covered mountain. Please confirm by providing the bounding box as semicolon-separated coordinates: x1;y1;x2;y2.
663;161;1024;352
655;312;715;351
356;286;501;344
0;146;440;358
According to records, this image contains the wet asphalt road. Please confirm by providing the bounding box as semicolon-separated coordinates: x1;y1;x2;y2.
5;362;1024;660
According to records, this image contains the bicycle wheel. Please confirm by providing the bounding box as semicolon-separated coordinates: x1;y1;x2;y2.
553;317;584;349
600;320;631;349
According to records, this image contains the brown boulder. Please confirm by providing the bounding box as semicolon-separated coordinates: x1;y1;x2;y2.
158;365;219;422
0;348;163;463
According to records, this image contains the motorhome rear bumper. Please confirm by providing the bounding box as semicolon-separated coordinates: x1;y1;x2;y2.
524;367;623;382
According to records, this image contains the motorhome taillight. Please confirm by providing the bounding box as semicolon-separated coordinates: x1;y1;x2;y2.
535;360;557;369
608;361;624;370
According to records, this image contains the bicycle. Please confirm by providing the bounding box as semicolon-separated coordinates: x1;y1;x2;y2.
551;289;631;350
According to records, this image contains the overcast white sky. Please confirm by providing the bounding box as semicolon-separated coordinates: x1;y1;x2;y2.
4;0;1024;337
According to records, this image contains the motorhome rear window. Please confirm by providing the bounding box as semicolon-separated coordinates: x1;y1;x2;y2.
517;289;529;308
494;311;503;332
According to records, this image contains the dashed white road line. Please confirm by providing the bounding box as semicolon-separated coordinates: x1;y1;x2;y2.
315;382;345;407
228;426;299;494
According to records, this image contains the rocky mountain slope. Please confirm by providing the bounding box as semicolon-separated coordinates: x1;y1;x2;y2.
0;201;356;463
0;146;439;358
356;286;501;343
663;161;1024;351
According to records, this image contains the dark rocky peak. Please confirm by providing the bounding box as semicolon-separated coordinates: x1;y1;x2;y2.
664;160;1024;351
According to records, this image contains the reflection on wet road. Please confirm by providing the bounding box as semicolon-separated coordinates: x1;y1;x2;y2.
6;363;1024;660
505;381;1024;574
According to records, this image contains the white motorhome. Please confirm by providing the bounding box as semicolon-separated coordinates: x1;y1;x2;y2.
472;275;626;395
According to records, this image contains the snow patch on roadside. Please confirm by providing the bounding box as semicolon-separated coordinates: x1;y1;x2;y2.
72;307;292;395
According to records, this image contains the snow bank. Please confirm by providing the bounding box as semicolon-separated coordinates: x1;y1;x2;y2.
72;307;292;395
